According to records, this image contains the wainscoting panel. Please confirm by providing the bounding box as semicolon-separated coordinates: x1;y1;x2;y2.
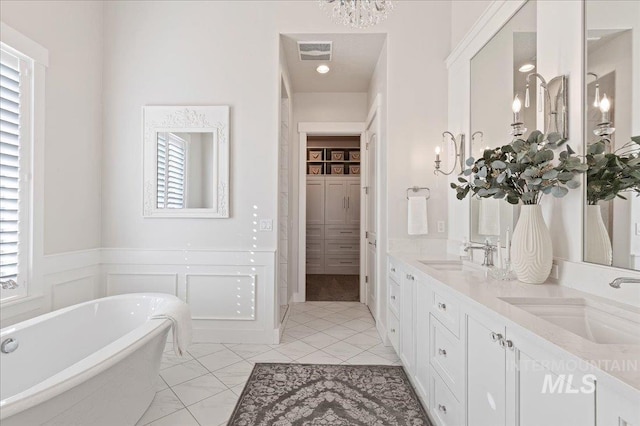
101;249;278;344
186;273;256;320
107;273;178;296
52;275;99;310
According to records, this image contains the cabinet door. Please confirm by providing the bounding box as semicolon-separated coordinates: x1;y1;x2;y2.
400;271;416;375
507;330;596;426
306;180;325;225
325;180;346;225
467;312;506;426
414;279;431;404
346;180;361;225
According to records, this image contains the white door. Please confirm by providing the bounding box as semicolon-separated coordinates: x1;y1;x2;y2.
306;179;325;225
467;313;507;426
364;127;377;315
346;181;361;225
325;180;346;225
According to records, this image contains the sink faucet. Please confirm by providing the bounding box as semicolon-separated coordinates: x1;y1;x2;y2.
463;239;497;267
609;277;640;289
1;279;19;290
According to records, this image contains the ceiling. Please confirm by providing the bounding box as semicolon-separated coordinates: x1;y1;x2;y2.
281;33;386;93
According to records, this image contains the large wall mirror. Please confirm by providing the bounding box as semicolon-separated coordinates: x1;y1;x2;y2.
469;0;536;244
143;106;229;218
584;2;639;270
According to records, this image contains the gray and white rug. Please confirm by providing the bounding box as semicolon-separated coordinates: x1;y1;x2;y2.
228;363;432;426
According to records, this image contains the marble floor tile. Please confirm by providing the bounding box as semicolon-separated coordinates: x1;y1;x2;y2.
322;325;359;340
246;349;293;364
212;360;254;387
274;340;318;360
296;350;343;365
300;332;341;349
137;389;184;425
322;341;365;361
160;360;209;387
227;343;273;359
147;408;199;426
187;389;239;426
198;348;243;372
172;373;228;406
186;343;227;359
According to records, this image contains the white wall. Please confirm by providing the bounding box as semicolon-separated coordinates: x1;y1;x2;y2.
1;1;103;254
451;0;493;49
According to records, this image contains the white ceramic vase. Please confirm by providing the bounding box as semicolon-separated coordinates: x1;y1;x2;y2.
584;204;612;266
511;205;553;284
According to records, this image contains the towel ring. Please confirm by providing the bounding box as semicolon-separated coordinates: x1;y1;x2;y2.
406;186;431;200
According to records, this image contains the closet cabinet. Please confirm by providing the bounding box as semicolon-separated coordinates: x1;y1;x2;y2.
325;179;360;225
306;177;360;275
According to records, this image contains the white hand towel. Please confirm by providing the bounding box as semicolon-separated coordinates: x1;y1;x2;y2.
408;196;429;235
150;295;193;356
478;197;501;236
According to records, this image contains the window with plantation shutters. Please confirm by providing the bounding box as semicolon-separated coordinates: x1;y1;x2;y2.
1;47;30;301
156;132;186;209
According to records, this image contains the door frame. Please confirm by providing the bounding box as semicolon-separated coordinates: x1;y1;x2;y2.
297;122;365;302
363;95;382;315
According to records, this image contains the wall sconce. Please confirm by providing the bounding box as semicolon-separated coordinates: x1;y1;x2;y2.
524;72;568;138
593;93;615;138
434;131;465;175
587;72;600;107
510;95;527;137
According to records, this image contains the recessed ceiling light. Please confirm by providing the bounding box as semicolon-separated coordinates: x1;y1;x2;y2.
316;64;330;74
519;63;535;73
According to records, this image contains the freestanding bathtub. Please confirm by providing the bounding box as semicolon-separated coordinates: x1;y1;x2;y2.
0;293;181;426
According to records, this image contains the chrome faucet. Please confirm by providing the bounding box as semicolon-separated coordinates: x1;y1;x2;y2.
609;277;640;289
463;240;497;267
1;279;19;290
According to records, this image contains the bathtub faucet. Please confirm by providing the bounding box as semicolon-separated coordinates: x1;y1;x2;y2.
1;279;19;290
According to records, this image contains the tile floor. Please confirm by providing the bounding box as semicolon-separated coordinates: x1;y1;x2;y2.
137;301;400;426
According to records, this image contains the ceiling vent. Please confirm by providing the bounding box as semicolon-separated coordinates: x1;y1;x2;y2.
298;41;332;61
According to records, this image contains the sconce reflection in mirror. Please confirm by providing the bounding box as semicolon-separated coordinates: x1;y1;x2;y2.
593;93;615;138
434;131;465;175
472;131;484;147
524;72;568;138
510;95;527;137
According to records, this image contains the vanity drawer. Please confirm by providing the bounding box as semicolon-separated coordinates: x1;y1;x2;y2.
430;314;463;398
432;289;460;337
388;258;401;283
430;367;462;426
325;239;359;255
306;239;324;254
306;225;324;240
389;278;400;317
387;309;400;354
306;254;324;274
325;255;359;275
325;225;359;239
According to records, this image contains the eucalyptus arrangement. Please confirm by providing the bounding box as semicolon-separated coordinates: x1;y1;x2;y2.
451;130;587;205
585;136;640;205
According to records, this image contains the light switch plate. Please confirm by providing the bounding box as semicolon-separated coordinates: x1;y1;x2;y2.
259;219;273;231
636;223;640;236
437;221;445;233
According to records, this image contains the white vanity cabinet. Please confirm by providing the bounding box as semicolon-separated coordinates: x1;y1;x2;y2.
597;382;640;425
466;307;596;426
400;269;417;375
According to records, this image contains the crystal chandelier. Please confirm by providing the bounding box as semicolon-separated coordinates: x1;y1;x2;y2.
319;0;394;29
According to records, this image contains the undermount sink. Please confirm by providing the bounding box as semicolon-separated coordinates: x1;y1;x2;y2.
500;297;640;345
418;260;484;272
419;260;465;271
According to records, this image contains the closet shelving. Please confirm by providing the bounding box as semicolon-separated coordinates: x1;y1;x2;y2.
307;147;361;175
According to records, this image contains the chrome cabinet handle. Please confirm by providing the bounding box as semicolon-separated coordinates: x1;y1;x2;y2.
390;328;396;333
390;295;396;300
1;338;19;354
438;348;447;357
438;404;447;414
437;302;447;311
347;197;350;209
406;274;415;281
343;197;346;208
390;267;396;272
490;332;503;342
499;339;514;350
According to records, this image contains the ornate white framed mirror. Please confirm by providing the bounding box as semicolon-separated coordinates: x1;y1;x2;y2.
142;106;229;218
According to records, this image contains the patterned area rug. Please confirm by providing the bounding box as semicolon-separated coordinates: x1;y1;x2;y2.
228;363;432;426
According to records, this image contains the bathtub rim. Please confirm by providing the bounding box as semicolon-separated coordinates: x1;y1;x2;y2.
0;294;177;420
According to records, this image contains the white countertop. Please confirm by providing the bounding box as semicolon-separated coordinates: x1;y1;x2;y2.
389;252;640;394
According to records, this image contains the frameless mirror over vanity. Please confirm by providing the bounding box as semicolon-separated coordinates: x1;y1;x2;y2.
142;106;229;218
468;0;537;246
583;1;640;271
